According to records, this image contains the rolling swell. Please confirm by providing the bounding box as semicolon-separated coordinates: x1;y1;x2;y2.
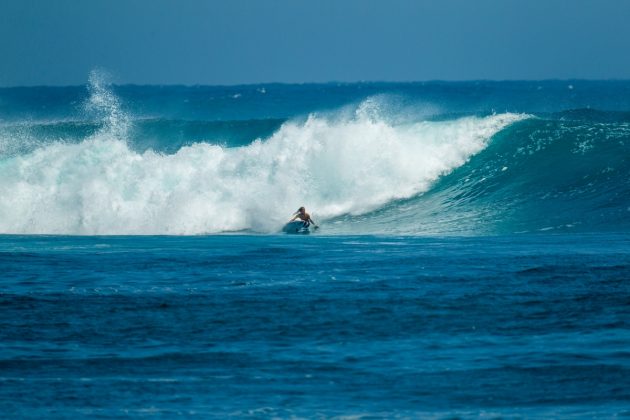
0;118;285;156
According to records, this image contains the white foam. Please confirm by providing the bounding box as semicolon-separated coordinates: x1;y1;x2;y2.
0;82;526;234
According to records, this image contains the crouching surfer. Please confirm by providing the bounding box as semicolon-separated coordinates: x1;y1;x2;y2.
290;206;319;229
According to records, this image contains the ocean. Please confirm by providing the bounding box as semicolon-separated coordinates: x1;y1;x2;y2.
1;74;629;417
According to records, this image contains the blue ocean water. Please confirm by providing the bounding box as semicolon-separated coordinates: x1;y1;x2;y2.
1;75;630;417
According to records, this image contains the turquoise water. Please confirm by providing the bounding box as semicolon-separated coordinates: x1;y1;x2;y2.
1;76;630;417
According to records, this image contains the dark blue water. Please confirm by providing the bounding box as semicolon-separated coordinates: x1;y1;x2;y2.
1;234;629;418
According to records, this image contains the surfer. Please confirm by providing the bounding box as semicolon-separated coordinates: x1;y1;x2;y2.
289;207;318;229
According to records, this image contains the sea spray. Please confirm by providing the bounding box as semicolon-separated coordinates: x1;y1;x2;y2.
85;70;130;142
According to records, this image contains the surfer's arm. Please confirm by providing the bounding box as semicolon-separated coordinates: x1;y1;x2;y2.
289;214;299;222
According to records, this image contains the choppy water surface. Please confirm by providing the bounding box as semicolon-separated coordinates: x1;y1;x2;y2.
1;234;629;418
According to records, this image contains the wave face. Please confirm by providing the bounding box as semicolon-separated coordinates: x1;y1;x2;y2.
1;75;629;235
334;115;630;234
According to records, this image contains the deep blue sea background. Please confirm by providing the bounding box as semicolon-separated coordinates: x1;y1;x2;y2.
1;77;629;417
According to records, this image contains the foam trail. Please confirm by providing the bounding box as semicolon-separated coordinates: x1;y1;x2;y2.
0;83;526;234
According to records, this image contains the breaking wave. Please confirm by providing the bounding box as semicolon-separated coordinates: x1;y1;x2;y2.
0;78;525;234
2;76;628;235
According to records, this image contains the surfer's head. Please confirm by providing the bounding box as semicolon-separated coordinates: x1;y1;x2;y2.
297;207;305;214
